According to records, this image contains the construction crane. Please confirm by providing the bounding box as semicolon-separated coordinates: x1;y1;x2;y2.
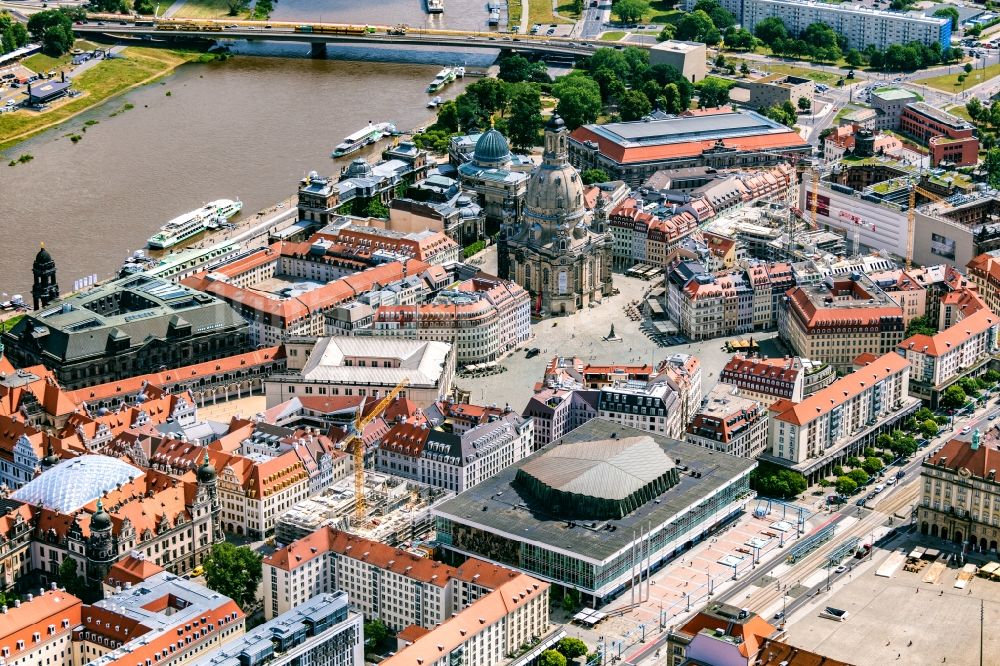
905;183;950;270
342;378;409;525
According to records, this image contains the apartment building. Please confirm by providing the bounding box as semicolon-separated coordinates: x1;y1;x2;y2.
521;388;600;450
779;274;906;371
261;527;530;627
375;411;534;493
919;431;1000;550
78;572;244;666
598;380;684;439
765;352;918;481
718;354;835;405
686;385;768;459
898;297;998;407
742;0;951;50
200;592;363;666
370;276;531;365
0;587;82;666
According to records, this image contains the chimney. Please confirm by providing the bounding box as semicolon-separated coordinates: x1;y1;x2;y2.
61;70;65;83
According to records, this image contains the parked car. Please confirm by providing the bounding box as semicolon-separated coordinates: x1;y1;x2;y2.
874;483;885;493
835;565;848;574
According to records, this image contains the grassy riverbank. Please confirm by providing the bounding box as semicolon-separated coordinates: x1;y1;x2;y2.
0;48;204;152
174;0;250;19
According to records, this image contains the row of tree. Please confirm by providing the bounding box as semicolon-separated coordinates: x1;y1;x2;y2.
657;0;736;46
26;9;78;57
753;16;963;70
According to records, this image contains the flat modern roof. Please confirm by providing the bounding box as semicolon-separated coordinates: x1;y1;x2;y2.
907;102;972;130
601;112;775;143
650;40;704;53
434;419;755;564
872;88;918;102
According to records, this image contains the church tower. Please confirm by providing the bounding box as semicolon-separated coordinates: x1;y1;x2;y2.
197;452;223;544
31;244;59;310
86;499;116;585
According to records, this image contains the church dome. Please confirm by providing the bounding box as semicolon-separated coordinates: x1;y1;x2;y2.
91;499;112;532
34;244;53;267
197;452;217;484
345;158;373;179
473;128;511;167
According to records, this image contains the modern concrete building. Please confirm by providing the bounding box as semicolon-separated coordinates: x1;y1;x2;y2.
433;419;756;606
742;0;951;50
764;352;919;482
569;109;810;188
735;75;814;111
648;40;706;83
901;103;979;166
869;87;920;131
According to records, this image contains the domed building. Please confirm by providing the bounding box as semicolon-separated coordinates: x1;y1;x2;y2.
456;126;532;231
498;116;613;316
31;243;59;311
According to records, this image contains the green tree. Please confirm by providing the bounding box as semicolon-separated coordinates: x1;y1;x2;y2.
714;53;727;68
506;82;544;150
499;53;549;83
553;76;603;129
662;82;684;113
933;6;960;30
556;637;588;659
753;16;788;46
59;557;85;597
862;456;884;475
740;61;750;76
676;10;720;45
698;78;730;108
848;469;869;486
134;0;155;14
983;369;1000;384
965;63;975;75
919;419;939;439
27;9;75;57
725;26;756;50
657;23;676;42
612;0;650;23
832;465;845;477
846;456;862;468
619;89;652;120
436;100;460;132
202;542;263;610
582;168;610;184
967;97;984;122
985;148;1000;191
958;376;981;398
845;49;864;68
365;619;390;648
365;198;390;219
797;96;811;112
836;476;858;496
227;0;250;15
561;589;580;612
906;315;937;337
694;0;735;29
540;650;568;666
750;464;807;499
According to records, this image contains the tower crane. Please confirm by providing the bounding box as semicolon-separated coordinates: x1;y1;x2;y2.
340;378;409;525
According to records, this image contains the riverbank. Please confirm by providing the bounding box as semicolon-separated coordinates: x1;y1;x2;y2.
0;47;210;152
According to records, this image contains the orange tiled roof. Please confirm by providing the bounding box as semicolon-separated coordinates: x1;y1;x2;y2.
898;306;996;357
0;589;83;663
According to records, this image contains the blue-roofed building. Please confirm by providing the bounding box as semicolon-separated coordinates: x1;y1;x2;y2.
454;128;533;231
200;592;362;666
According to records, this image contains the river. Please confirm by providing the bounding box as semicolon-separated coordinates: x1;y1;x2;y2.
0;42;493;296
270;0;507;32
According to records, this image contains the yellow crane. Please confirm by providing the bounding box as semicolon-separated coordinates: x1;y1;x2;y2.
906;184;950;270
342;378;409;525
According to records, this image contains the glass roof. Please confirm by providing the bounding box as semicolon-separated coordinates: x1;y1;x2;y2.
11;455;143;512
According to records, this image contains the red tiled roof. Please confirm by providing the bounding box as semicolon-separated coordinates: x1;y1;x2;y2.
898;307;996;357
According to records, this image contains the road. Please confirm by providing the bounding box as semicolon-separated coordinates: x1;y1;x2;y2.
578;1;609;39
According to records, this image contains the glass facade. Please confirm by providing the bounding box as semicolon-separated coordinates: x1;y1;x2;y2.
437;471;753;601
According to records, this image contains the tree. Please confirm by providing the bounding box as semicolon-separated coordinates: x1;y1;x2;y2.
556;637;588;660
134;0;155;14
761;103;796;127
582;168;610;184
553;76;602;129
657;23;676;42
662;82;684;113
227;0;250;15
740;61;750;76
725;27;756;50
934;6;960;30
499;53;548;83
845;49;864;68
906;315;937;337
364;619;390;648
694;0;735;30
797;96;811;112
965;63;975;75
861;456;884;475
561;589;580;612
836;476;858;496
967;97;984;122
27;9;75;57
436;100;460;132
676;10;720;45
619;89;652;120
506;82;544;150
984;369;1000;384
59;557;85;597
203;542;263;610
846;456;862;468
751;464;807;498
985;148;1000;191
832;465;845;477
848;469;869;486
612;0;650;23
365;198;390;219
714;53;727;68
753;16;788;46
698;78;730;108
540;650;568;666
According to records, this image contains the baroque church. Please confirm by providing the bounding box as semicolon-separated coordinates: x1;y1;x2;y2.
498;115;614;316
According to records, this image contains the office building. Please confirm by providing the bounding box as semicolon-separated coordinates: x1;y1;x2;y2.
901;103;979;166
